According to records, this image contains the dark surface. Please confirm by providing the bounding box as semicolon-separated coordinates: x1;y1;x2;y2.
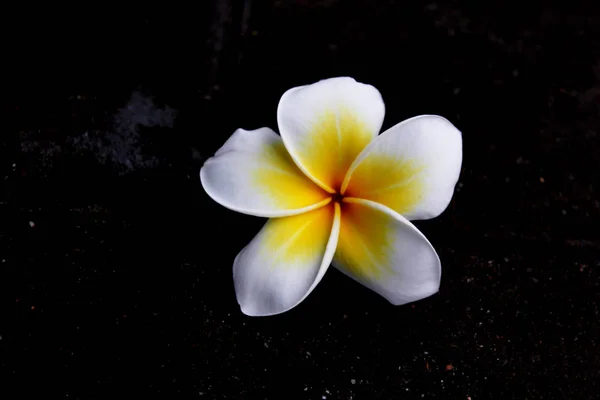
2;1;600;398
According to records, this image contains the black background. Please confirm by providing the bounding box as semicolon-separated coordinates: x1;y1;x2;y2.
2;1;599;398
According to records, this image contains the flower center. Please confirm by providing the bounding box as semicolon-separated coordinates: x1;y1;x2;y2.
332;192;344;204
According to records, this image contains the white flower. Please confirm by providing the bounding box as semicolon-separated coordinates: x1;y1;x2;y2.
200;77;462;316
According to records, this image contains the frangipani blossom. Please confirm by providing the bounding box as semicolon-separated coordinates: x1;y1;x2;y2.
200;77;462;317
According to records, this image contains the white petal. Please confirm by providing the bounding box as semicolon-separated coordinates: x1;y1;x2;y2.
277;77;385;192
234;203;341;316
334;198;441;305
342;115;462;220
200;127;330;217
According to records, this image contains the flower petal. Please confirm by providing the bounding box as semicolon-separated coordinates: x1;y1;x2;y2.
200;127;331;217
234;203;341;316
342;115;462;220
277;77;385;193
333;198;441;305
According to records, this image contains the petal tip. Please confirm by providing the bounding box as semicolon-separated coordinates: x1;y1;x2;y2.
387;282;441;306
237;297;291;317
238;303;266;317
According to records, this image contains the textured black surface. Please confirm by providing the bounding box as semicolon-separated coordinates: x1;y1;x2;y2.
2;1;600;398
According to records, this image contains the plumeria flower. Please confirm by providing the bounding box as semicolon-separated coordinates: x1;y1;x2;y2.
200;77;462;317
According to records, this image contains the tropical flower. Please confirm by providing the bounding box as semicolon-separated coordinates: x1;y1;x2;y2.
200;77;462;316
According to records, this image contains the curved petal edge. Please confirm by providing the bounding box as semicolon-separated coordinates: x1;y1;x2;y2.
200;127;331;217
234;203;341;316
277;77;385;193
342;115;462;220
333;197;441;305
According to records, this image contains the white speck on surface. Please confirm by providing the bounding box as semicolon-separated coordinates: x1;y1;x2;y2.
29;221;35;228
351;379;356;384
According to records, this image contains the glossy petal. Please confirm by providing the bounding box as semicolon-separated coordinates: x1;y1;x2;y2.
200;127;331;217
277;77;385;193
234;203;341;316
342;115;462;220
333;198;441;305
